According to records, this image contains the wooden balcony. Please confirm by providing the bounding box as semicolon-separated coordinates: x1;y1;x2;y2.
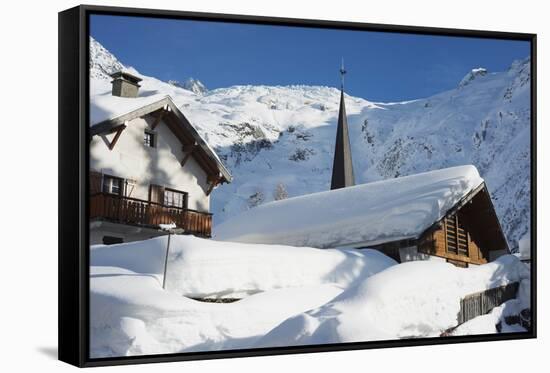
90;192;212;238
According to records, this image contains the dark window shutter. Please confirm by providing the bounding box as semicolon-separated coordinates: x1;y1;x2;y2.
149;184;165;204
445;213;469;257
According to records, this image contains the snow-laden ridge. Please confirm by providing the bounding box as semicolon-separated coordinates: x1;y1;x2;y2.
169;78;208;95
90;36;124;80
90;37;531;250
459;67;488;88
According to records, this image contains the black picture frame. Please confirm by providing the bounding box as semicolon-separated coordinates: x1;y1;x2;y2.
58;4;537;368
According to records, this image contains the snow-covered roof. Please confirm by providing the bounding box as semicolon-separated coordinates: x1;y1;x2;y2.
90;93;170;127
215;165;484;248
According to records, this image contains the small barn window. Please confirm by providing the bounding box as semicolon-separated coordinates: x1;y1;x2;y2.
144;131;156;148
445;214;469;256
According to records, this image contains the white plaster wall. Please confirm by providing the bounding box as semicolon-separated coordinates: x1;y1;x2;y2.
90;115;210;212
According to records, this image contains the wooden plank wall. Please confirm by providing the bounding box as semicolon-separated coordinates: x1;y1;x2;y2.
417;213;488;266
457;282;519;324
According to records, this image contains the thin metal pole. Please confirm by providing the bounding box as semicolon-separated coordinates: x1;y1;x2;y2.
162;232;171;289
340;57;346;90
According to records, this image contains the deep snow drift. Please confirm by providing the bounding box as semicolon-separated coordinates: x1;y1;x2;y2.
90;235;529;357
91;235;395;299
257;255;529;346
215;165;483;248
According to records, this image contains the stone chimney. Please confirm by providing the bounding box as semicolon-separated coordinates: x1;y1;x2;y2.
110;71;142;98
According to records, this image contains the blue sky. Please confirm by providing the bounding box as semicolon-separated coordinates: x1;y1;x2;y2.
90;15;530;102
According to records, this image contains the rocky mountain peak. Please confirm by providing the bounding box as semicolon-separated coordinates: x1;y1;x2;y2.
458;67;488;88
89;36;125;80
169;78;208;95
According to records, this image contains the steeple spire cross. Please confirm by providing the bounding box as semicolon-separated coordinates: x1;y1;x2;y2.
339;57;347;90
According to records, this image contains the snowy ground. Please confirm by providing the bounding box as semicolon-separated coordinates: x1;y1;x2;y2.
90;235;530;358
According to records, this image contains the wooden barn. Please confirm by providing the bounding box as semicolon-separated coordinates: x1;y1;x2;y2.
215;165;510;267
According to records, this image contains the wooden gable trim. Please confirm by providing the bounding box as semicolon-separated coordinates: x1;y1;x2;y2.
441;183;486;219
180;152;194;168
164;115;226;181
162;114;213;172
150;108;166;130
182;143;197;153
443;183;508;253
107;124;126;150
206;174;223;196
164;101;232;183
414;182;508;265
416;182;485;242
180;143;197;167
458;186;509;254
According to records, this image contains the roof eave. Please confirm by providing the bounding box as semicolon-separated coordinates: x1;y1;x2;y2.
165;99;233;183
90;96;171;135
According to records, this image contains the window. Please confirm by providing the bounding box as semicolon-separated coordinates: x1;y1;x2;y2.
149;184;165;204
445;214;469;256
149;185;188;208
163;188;187;208
144;131;156;148
103;236;123;245
102;175;123;195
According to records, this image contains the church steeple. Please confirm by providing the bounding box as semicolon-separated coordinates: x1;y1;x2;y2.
330;59;355;190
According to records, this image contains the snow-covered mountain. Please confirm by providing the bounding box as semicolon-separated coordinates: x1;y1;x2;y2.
169;78;208;95
89;37;125;80
90;37;531;251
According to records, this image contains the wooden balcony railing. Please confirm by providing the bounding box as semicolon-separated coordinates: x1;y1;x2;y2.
90;192;212;238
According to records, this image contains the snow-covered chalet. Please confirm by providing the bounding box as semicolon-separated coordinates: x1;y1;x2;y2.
89;71;232;245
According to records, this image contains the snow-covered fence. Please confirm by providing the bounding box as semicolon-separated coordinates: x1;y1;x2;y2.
457;282;519;325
